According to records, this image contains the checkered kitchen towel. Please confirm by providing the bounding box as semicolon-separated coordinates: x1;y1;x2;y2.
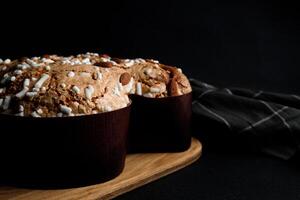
190;79;300;160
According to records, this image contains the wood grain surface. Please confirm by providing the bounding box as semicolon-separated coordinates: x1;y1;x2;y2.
0;138;202;200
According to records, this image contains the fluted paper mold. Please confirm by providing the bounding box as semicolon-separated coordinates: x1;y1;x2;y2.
128;93;192;153
0;105;131;188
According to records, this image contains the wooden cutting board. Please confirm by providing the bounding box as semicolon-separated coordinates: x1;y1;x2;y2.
0;138;202;200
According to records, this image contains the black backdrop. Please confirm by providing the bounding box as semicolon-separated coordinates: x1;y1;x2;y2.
1;1;300;199
1;1;300;93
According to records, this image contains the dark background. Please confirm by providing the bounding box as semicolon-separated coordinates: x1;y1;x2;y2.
1;1;300;199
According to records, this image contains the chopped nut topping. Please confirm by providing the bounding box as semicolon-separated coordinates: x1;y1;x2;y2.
94;61;113;68
119;72;131;85
0;52;191;117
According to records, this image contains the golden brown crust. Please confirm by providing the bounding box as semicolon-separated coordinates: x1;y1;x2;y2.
161;65;192;96
0;53;191;117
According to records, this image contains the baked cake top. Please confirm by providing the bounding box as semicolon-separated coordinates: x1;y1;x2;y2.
0;53;191;117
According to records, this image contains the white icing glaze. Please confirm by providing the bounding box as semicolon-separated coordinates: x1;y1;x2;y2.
0;52;189;116
143;93;153;98
41;58;54;63
15;87;29;99
31;62;42;68
31;111;41;117
10;76;16;81
32;87;40;92
15;112;24;116
151;59;159;64
145;68;152;75
123;78;134;93
96;71;103;80
72;86;81;94
80;72;91;77
136;82;142;95
19;105;24;112
17;63;30;70
45;65;51;71
59;104;72;114
85;85;94;100
124;60;135;68
2;96;11;110
110;61;117;65
36;108;43;114
4;59;11;64
67;71;75;77
103;105;112;112
117;82;123;92
0;88;5;94
26;92;38;97
23;79;30;88
82;58;91;64
100;57;110;62
135;58;146;63
34;74;50;89
150;87;160;93
92;110;98;114
14;70;23;75
113;85;121;96
1;73;10;84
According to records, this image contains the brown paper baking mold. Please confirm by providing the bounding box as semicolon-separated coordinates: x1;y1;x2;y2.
127;93;192;153
0;104;131;188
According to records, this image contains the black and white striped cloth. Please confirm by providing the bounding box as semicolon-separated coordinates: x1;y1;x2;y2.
190;79;300;160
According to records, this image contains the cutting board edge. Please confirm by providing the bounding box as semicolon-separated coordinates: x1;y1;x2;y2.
103;138;202;200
